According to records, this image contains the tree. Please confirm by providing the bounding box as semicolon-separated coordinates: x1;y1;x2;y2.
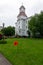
0;34;3;40
29;11;43;38
1;26;15;36
38;11;43;37
0;31;3;40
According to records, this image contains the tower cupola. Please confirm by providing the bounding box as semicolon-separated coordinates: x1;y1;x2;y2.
20;5;25;13
17;5;27;17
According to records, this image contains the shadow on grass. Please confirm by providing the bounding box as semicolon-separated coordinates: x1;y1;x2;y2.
0;40;7;44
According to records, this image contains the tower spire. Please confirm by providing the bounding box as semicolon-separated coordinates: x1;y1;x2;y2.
22;2;23;6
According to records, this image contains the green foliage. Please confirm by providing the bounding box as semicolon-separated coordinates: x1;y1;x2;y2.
38;11;43;36
0;31;2;34
1;26;15;36
29;11;43;37
0;40;7;44
0;34;3;40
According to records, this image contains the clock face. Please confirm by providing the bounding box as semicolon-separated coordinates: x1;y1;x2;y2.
20;8;25;12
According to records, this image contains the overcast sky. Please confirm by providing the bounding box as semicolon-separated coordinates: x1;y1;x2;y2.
0;0;43;27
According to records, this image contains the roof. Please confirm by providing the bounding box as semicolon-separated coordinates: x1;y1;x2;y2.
20;5;25;10
17;12;27;17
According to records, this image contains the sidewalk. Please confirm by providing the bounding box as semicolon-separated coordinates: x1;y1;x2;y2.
0;53;12;65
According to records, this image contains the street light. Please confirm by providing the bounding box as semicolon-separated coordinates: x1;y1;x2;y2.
3;23;5;29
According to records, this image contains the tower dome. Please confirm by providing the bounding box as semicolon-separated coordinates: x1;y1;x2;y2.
17;5;27;17
20;5;25;10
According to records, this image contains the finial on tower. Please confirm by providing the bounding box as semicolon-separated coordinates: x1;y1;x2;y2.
20;3;25;10
22;2;23;6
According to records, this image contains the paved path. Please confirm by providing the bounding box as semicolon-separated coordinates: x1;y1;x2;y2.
0;53;12;65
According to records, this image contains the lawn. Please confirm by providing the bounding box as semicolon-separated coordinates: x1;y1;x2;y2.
0;38;43;65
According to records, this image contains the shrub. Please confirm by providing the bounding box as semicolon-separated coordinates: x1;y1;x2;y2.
0;34;3;40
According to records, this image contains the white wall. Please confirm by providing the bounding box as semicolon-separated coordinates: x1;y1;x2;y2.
15;16;28;36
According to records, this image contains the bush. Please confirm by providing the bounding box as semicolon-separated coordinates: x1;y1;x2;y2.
1;26;15;36
0;40;7;44
0;34;3;40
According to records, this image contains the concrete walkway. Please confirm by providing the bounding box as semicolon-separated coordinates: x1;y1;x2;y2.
0;53;12;65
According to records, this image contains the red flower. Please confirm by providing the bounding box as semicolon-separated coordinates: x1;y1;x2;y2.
14;41;18;46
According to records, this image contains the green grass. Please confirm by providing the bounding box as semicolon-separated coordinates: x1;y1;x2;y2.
0;38;43;65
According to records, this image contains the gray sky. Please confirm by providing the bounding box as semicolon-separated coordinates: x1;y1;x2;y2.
0;0;43;27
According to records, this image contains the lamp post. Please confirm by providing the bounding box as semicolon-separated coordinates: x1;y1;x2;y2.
3;23;5;29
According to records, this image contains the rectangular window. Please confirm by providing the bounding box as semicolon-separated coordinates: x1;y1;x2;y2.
26;26;27;28
19;29;21;33
19;26;20;28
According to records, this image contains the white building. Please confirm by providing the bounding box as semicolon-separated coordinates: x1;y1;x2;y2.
15;5;29;37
